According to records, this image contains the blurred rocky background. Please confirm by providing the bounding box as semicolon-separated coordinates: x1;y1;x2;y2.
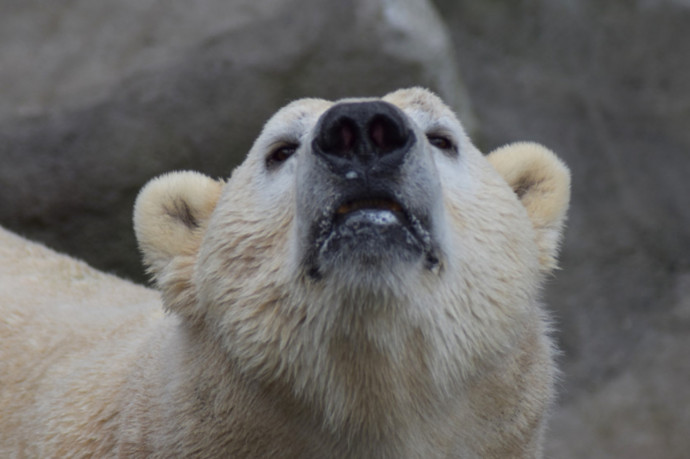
1;0;688;457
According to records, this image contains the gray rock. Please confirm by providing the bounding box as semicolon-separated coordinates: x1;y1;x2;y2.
433;0;690;457
0;0;473;281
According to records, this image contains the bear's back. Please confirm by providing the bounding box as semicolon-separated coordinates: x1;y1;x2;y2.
0;227;162;455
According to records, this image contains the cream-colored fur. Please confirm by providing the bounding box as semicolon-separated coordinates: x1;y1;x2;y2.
0;88;570;458
486;142;570;273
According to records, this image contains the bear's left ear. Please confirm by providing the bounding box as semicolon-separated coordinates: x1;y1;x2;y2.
134;171;225;282
487;142;571;274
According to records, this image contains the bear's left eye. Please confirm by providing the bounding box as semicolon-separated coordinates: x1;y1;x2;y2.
426;134;457;156
266;143;298;170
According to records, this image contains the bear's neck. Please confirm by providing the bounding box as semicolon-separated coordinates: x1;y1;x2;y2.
207;283;463;448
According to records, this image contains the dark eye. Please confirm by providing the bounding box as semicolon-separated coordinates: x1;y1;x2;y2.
266;144;298;169
427;134;455;152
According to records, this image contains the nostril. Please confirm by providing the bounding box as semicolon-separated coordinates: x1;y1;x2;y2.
319;117;358;156
369;117;386;150
339;119;356;152
368;114;407;153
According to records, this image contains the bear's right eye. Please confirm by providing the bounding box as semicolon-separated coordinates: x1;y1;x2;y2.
426;134;457;157
266;143;298;170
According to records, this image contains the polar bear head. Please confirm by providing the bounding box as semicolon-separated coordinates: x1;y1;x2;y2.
134;87;569;429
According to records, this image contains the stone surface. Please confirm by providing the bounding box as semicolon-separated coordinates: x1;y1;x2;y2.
433;0;690;457
0;0;472;281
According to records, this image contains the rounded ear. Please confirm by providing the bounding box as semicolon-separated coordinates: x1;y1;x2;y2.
487;142;571;273
134;171;224;282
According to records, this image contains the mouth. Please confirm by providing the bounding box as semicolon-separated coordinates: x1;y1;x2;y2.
305;190;439;279
334;197;406;226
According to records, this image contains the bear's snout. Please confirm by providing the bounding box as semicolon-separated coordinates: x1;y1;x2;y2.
312;101;415;177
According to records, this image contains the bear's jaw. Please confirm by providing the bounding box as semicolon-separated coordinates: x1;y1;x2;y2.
303;188;440;281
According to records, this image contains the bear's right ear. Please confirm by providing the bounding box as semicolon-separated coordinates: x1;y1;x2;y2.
134;171;224;281
486;142;571;274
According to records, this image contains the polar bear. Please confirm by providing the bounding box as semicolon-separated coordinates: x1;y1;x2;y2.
0;88;570;458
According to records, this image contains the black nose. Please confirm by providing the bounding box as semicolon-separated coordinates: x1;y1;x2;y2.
312;101;414;176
